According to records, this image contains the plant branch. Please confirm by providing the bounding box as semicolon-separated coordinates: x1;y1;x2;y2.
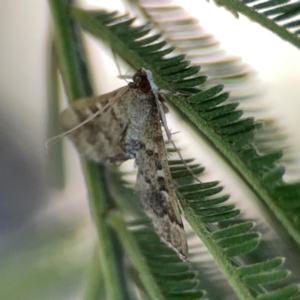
48;0;93;100
48;1;130;299
82;163;131;300
183;207;255;300
83;245;105;300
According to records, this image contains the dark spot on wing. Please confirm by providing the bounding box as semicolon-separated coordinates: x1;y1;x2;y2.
150;107;158;117
146;149;154;156
153;135;163;143
157;176;168;192
154;153;162;169
157;176;165;185
122;138;140;158
149;191;168;218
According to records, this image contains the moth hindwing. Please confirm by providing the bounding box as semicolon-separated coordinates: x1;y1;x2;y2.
61;68;188;259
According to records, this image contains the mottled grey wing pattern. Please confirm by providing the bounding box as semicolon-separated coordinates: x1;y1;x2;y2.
134;102;188;260
61;86;137;164
61;69;188;259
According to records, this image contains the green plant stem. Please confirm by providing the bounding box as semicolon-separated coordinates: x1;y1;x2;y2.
46;39;65;188
82;163;131;300
83;246;105;300
215;0;300;49
183;207;255;300
48;1;130;299
48;0;93;100
108;210;164;300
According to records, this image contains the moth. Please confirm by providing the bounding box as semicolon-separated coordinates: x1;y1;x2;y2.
55;69;188;259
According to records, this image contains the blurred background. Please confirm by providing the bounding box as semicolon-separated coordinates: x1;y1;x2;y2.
1;0;300;299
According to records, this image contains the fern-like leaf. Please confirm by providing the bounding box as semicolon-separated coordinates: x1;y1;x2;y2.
73;8;300;250
133;0;257;97
211;0;300;49
171;158;299;299
49;2;300;299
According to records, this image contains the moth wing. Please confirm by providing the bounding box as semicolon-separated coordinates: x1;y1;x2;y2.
61;86;128;132
135;107;188;260
61;86;135;163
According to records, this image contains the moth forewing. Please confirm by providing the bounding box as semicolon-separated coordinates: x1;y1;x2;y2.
134;108;188;259
61;86;138;164
127;70;188;259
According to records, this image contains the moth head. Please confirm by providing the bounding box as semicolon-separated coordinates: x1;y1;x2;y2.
133;68;152;93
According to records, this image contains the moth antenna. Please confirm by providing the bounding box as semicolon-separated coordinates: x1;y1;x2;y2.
171;131;180;135
118;74;132;80
45;107;106;149
45;86;129;149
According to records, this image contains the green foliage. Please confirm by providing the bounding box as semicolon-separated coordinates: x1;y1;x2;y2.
45;0;300;299
73;4;300;247
212;0;300;49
